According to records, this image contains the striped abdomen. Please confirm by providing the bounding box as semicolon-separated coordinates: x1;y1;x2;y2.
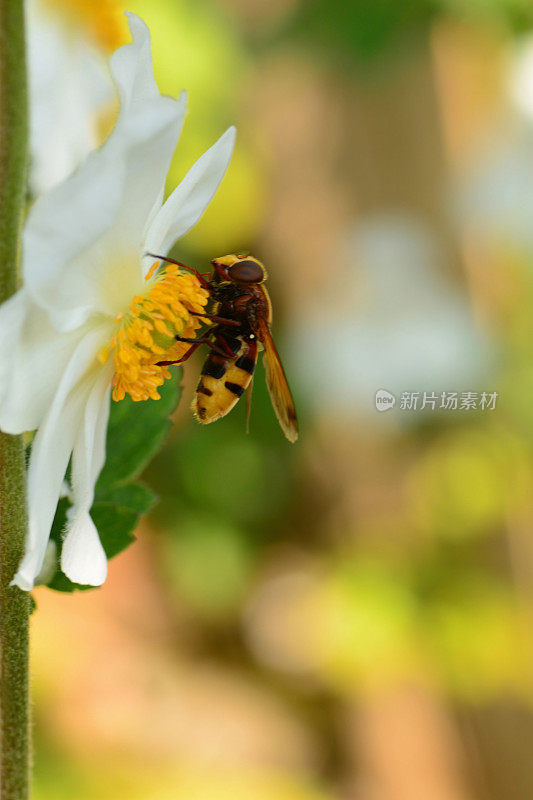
193;338;257;424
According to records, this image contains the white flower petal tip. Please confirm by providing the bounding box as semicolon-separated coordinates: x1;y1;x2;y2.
10;571;35;592
61;510;108;586
223;125;237;146
124;10;148;31
111;12;156;108
144;125;237;259
9;520;55;590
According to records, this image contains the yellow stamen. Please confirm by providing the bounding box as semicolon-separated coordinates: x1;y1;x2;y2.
144;260;160;281
101;261;209;402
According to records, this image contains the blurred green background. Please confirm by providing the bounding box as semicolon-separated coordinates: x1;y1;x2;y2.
29;0;533;797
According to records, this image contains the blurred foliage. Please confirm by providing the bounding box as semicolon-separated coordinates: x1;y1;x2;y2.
34;748;334;800
281;0;437;60
408;425;533;539
279;0;533;62
159;514;253;617
269;551;531;699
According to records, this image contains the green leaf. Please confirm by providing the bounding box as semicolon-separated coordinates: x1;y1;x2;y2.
96;371;181;490
96;482;156;514
92;483;156;560
44;371;180;593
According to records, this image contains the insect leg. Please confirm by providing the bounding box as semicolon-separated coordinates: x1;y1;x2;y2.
175;334;229;358
156;341;202;367
213;333;242;358
189;310;241;327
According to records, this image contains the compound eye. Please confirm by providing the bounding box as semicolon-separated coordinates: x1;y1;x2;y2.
228;259;263;283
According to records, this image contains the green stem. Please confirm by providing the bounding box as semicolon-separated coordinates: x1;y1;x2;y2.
0;1;30;799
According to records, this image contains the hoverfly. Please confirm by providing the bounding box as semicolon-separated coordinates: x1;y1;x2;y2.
147;252;298;442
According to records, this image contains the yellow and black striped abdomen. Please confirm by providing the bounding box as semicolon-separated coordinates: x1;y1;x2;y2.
193;340;257;424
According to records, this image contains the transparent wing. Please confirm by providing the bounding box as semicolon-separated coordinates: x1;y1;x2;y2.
257;318;298;443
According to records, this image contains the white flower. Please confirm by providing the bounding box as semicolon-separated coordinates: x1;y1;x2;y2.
0;12;235;591
27;0;117;194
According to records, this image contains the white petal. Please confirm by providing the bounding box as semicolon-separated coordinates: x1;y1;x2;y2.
23;143;127;332
106;13;187;255
11;328;109;591
0;288;97;434
143;126;236;270
34;540;58;587
69;362;112;513
61;509;107;586
61;362;112;586
110;12;160;110
24;12;186;332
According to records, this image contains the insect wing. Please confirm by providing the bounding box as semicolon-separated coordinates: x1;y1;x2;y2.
257;318;298;443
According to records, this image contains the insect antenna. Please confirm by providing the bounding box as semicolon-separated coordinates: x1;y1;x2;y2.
145;252;193;271
145;252;211;286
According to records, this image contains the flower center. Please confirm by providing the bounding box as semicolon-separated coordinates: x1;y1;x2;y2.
100;261;209;403
44;0;128;51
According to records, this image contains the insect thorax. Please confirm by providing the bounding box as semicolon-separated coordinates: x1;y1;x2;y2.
211;281;246;304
